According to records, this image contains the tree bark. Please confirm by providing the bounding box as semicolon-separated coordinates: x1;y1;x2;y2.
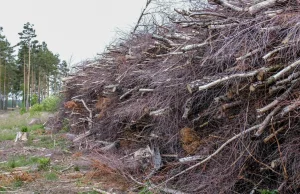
26;44;31;111
0;57;2;110
38;68;41;103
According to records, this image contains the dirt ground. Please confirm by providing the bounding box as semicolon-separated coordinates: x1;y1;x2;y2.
0;111;135;194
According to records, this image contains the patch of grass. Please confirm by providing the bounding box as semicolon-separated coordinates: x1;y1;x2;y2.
258;189;278;194
0;155;49;171
0;187;6;191
0;130;16;141
74;166;80;171
28;124;44;132
44;172;58;181
13;180;23;188
0;111;29;130
139;186;153;194
24;133;67;150
52;164;65;171
21;126;28;132
37;157;50;170
78;191;99;194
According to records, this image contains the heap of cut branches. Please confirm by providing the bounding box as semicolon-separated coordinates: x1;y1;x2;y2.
59;0;300;193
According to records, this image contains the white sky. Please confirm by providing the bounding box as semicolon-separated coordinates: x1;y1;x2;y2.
0;0;146;64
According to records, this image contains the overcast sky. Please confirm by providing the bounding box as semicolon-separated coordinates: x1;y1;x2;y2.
0;0;146;64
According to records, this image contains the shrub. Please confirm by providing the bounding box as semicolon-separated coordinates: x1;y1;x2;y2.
258;189;278;194
30;94;38;106
44;172;58;181
29;95;61;115
42;96;60;112
21;126;28;132
37;157;50;170
20;106;26;115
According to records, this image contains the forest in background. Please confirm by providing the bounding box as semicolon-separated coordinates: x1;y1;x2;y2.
0;22;68;111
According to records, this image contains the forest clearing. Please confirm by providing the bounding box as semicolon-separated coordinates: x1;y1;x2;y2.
1;0;300;193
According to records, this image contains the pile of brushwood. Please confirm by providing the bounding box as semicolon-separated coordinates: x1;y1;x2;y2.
58;0;300;193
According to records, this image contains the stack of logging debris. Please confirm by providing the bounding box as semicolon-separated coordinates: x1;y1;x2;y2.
59;0;300;193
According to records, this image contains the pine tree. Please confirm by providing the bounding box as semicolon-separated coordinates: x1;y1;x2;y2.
18;22;37;111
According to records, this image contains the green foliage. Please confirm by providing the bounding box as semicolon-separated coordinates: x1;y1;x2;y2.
3;156;39;169
44;172;58;181
37;157;50;170
9;159;16;168
42;95;60;112
74;166;80;171
0;187;6;191
78;191;99;194
30;94;38;106
29;103;43;115
20;106;26;115
29;95;60;115
62;118;70;132
28;124;44;131
258;189;279;194
139;186;152;194
0;156;51;172
13;180;23;188
21;126;28;132
0;131;16;141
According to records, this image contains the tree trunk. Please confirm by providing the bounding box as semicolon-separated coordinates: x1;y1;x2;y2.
3;62;6;110
38;67;41;103
23;54;26;109
26;44;31;111
47;74;50;97
0;57;2;110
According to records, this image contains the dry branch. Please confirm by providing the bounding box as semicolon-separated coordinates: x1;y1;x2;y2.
248;0;287;15
188;67;274;93
80;99;93;130
267;59;300;84
213;0;244;12
160;124;261;185
257;82;299;114
254;105;282;137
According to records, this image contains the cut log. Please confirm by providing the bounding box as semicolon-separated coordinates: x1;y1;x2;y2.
277;99;300;117
269;85;286;95
188;67;268;93
179;155;207;162
181;42;209;52
15;132;29;142
182;98;192;119
73;130;92;143
257;82;299;114
213;0;243;12
254;105;282;137
267;59;300;85
248;0;287;15
236;48;262;61
149;108;169;116
152;34;175;47
275;72;300;86
222;101;242;111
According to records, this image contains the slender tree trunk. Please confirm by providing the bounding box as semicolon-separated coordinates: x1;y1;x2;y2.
26;43;30;111
31;64;34;95
47;74;50;97
23;54;26;109
38;67;41;103
0;57;2;110
54;73;57;94
3;62;6;110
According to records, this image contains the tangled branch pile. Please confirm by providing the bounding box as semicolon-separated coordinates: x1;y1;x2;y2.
59;0;300;193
